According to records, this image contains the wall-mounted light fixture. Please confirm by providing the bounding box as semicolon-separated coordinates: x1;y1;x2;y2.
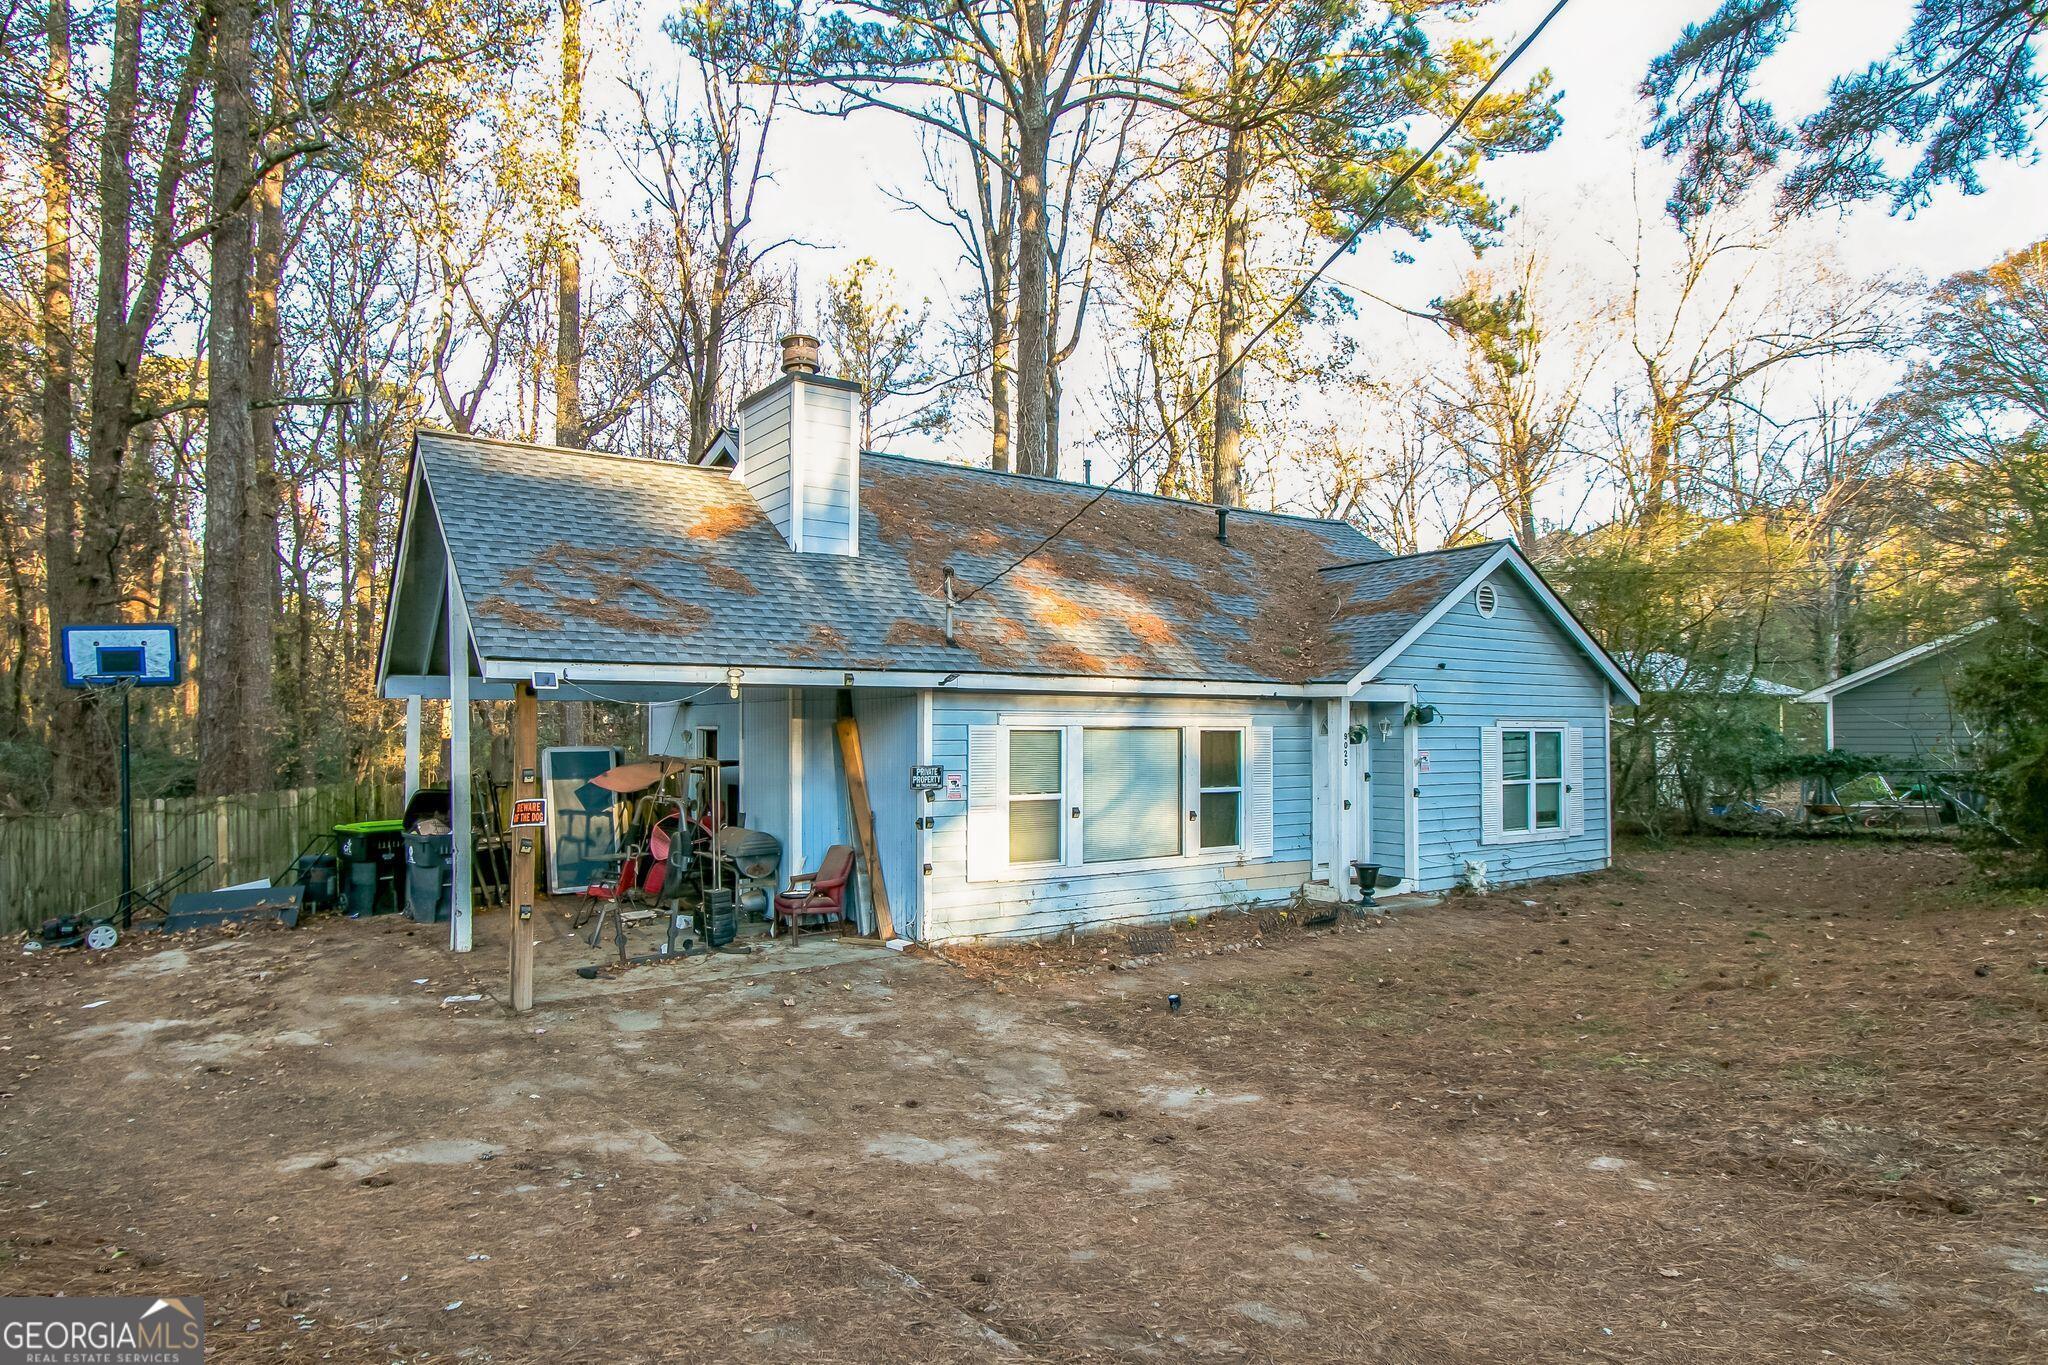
726;666;743;699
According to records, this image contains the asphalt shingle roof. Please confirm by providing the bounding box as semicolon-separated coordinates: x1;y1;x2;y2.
414;429;1501;686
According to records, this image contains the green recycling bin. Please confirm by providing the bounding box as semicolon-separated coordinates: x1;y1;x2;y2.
335;818;405;916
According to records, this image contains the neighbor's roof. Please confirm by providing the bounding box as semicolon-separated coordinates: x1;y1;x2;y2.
1624;651;1804;698
400;429;1624;691
1794;621;1994;703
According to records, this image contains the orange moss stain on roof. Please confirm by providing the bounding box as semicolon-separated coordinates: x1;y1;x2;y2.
808;623;849;653
1116;608;1177;648
1014;569;1103;630
687;503;759;541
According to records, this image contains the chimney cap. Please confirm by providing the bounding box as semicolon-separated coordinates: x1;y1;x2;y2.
779;333;821;376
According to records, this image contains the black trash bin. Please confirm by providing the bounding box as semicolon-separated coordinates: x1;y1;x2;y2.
402;788;456;924
336;819;405;916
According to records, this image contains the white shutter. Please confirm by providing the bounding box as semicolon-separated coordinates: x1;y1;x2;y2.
1246;725;1274;857
966;724;1003;882
1565;725;1586;837
1479;725;1503;845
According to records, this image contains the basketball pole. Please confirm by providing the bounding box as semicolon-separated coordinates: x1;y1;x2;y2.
117;681;134;928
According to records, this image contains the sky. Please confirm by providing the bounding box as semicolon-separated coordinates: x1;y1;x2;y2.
599;0;2048;525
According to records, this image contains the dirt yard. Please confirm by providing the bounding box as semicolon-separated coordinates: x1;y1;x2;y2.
3;840;2045;1362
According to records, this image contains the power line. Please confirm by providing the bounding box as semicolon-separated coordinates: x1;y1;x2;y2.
959;0;1575;603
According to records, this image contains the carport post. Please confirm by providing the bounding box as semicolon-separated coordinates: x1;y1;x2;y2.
508;682;538;1012
447;554;473;952
403;696;422;800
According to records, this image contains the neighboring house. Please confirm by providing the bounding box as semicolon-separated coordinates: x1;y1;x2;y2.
1615;652;1806;809
377;342;1638;948
1622;652;1803;700
1796;622;1992;767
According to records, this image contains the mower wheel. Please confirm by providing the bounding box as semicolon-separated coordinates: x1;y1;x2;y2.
84;922;119;951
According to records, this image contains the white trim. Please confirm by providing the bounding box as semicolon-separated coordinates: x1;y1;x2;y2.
1487;721;1573;845
1602;694;1613;868
446;542;473;953
1794;621;1993;703
477;658;1351;699
787;375;806;553
1343;544;1641;704
374;457;426;687
787;692;804;884
915;688;933;939
1402;688;1419;892
404;696;422;801
972;715;1272;884
381;674;519;700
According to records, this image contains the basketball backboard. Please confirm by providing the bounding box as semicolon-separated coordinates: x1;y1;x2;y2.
60;624;181;687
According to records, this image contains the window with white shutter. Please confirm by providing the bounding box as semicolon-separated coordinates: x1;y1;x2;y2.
1483;722;1575;845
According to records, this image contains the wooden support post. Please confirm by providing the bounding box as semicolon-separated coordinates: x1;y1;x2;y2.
833;692;893;941
403;695;422;800
508;681;538;1013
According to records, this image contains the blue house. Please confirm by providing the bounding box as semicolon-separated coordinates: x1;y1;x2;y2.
377;341;1638;948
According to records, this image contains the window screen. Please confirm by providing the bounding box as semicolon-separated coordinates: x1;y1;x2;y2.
1082;727;1181;863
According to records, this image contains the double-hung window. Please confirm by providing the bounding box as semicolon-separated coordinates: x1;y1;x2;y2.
1197;729;1243;851
1007;729;1065;865
1499;726;1564;834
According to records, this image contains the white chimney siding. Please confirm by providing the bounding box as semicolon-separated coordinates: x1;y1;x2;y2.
738;373;861;557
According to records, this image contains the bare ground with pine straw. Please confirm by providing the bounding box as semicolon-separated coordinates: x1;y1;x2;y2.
2;839;2044;1361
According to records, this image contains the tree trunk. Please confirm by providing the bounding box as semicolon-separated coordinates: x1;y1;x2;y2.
39;0;101;804
1209;8;1252;508
198;0;271;796
986;161;1015;473
556;0;589;744
554;0;585;449
1013;94;1051;477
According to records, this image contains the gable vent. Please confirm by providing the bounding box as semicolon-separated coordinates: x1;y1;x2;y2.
1475;582;1499;618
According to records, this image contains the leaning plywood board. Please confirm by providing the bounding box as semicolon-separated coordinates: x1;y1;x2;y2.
834;710;894;941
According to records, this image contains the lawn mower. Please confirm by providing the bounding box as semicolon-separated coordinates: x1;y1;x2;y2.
26;913;121;952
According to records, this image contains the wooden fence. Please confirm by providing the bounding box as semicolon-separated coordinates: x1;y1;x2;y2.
0;781;404;933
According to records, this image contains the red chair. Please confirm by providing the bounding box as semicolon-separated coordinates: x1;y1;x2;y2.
774;845;854;941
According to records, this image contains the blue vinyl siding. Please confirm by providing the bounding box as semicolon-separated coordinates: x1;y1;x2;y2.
924;692;1315;942
1375;571;1612;892
851;688;922;939
1830;651;1977;765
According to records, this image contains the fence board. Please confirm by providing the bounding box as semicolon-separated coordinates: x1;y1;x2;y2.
0;781;403;933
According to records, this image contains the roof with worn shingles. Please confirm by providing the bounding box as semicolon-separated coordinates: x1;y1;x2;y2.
414;429;1509;686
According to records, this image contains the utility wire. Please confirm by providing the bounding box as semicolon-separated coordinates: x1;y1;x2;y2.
959;0;1575;603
